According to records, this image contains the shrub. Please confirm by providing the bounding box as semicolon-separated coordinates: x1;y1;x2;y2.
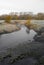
5;15;11;23
25;20;31;28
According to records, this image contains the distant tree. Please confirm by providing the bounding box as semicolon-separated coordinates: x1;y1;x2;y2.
14;15;19;20
0;12;44;20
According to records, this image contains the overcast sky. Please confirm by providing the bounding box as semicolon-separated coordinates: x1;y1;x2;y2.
0;0;44;15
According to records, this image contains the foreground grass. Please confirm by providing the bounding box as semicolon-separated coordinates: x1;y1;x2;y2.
0;41;44;65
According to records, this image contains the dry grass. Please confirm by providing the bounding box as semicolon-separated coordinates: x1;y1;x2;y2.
0;23;20;34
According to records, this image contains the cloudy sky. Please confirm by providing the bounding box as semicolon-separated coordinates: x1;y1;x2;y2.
0;0;44;15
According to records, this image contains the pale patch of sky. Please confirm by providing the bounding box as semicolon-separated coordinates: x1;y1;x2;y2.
0;0;44;15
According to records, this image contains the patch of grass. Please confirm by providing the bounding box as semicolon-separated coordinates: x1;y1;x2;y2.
0;41;44;65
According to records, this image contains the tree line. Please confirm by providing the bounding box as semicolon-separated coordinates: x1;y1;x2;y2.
0;12;44;20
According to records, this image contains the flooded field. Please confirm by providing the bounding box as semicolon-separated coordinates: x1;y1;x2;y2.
0;20;44;65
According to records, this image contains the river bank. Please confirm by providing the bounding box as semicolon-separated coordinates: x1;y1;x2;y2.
0;23;20;34
0;20;44;34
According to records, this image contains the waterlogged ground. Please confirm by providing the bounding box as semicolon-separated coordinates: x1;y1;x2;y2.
0;20;44;65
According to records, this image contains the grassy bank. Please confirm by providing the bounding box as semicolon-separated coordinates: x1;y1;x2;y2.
0;23;20;34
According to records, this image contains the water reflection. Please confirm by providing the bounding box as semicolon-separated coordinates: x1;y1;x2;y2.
0;26;37;49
